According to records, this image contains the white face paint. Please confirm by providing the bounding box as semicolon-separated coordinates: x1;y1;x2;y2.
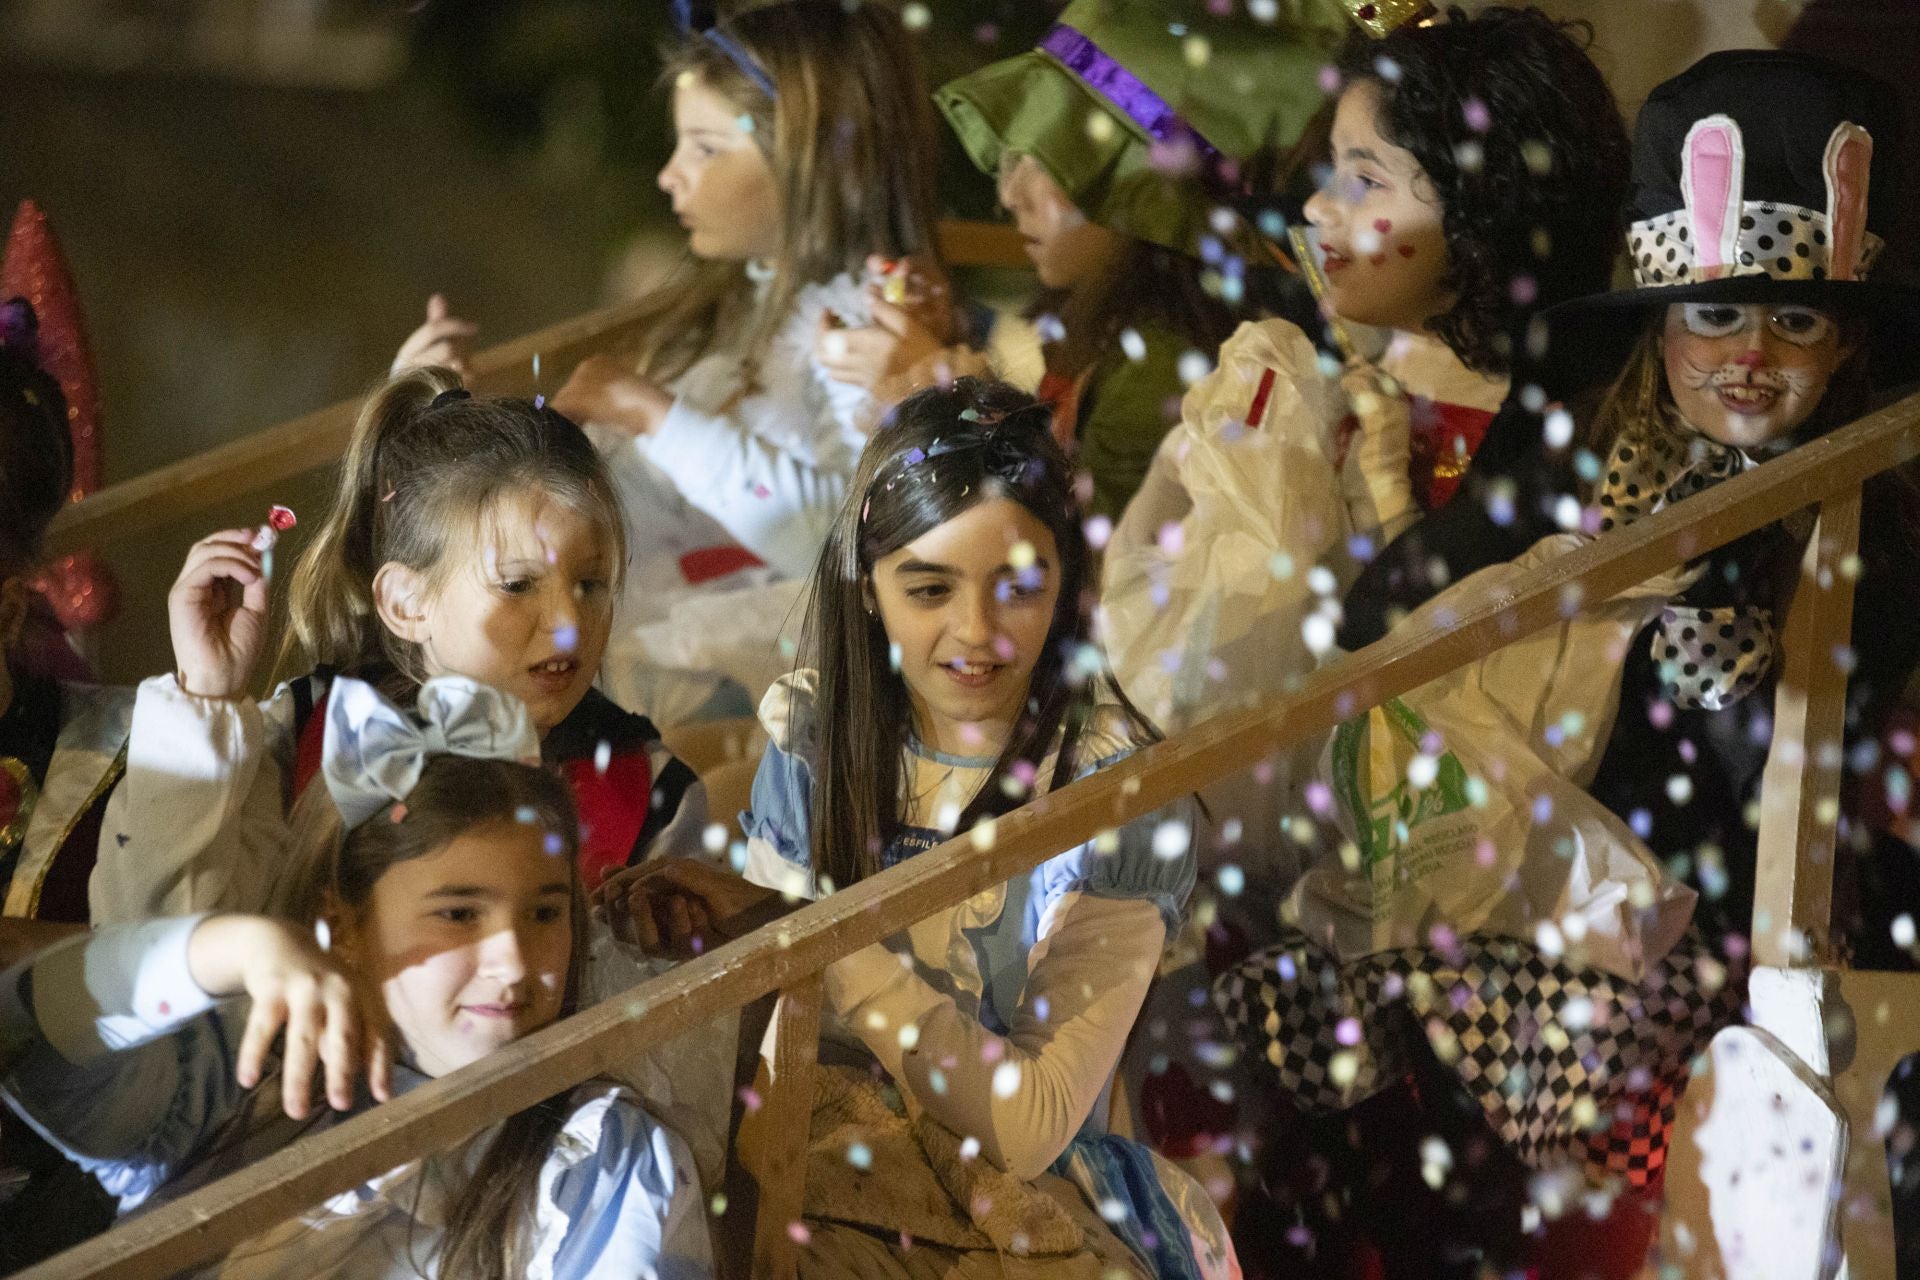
1660;302;1850;451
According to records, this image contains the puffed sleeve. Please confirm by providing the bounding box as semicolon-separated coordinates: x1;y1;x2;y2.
1031;799;1198;937
736;673;820;900
1031;715;1197;933
532;1086;713;1280
92;674;304;924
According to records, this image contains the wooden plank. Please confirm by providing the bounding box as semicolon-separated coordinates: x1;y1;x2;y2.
742;976;823;1280
20;390;1920;1279
41;296;660;556
936;219;1029;270
1753;490;1863;969
42;220;1030;556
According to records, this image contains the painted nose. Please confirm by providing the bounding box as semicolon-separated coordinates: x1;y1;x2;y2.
1731;348;1767;369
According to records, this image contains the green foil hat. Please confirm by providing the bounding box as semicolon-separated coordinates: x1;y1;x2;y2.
935;0;1350;256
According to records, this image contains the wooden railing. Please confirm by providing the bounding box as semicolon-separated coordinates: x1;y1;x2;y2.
40;218;1031;557
19;385;1919;1278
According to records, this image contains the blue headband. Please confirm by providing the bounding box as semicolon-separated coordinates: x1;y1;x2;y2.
673;0;777;100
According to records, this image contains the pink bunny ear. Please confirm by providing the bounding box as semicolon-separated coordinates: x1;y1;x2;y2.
1823;122;1873;282
1682;115;1744;278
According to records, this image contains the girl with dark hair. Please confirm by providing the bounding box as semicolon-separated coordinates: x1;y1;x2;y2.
1217;48;1920;1280
395;1;953;726
1098;3;1632;1178
1108;3;1632;731
604;379;1235;1278
2;675;710;1279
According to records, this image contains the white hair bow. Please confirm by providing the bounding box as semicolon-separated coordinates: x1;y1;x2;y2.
322;675;541;829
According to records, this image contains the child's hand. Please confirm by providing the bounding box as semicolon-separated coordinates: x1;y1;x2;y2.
187;915;394;1119
391;294;478;378
596;856;776;958
168;530;271;700
865;254;955;339
552;355;673;437
816;298;950;398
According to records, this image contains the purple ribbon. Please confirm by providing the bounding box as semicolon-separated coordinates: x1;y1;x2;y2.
1037;24;1221;167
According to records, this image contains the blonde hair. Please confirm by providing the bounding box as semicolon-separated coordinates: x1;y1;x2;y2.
281;368;626;685
621;1;942;386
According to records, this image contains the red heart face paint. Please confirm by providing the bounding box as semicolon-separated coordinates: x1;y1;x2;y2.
1301;81;1454;332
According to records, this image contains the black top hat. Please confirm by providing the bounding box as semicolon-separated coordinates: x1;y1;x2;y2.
1545;50;1920;386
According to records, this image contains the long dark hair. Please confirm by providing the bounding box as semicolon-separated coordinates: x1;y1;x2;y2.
278;754;586;1280
802;378;1156;891
1346;6;1631;374
1039;239;1244;384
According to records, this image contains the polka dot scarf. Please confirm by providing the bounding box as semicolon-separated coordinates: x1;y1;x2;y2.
1596;415;1777;710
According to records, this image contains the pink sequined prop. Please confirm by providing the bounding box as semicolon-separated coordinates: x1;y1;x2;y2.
3;200;119;630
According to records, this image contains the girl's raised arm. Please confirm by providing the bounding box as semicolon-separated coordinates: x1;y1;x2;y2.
92;529;305;924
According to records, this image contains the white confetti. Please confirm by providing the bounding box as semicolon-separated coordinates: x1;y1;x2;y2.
702;823;728;855
1302;612;1335;655
992;1062;1022;1098
1119;328;1147;362
1544;407;1574;449
1177;349;1212;386
1152;821;1191;860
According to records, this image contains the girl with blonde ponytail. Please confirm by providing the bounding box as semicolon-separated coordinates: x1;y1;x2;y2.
93;368;708;930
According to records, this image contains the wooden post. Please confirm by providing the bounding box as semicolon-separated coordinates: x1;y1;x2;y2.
1752;489;1863;969
740;976;823;1280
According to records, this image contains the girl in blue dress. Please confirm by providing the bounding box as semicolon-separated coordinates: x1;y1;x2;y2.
606;379;1234;1278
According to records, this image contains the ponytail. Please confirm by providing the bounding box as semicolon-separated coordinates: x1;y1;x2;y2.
280;367;626;685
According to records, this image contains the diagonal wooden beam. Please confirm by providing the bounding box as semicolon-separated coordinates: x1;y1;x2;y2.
41;220;1030;557
20;390;1920;1279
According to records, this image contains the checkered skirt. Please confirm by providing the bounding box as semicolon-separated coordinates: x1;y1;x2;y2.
1212;929;1741;1188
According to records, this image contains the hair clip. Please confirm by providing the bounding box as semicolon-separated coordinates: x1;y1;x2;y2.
428;387;471;410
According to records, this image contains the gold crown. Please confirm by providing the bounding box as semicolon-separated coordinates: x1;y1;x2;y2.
1340;0;1436;39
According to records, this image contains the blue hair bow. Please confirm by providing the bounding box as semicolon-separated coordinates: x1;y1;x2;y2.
671;0;777;100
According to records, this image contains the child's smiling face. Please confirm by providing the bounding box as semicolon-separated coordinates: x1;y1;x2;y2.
1304;80;1454;334
348;817;574;1078
869;497;1062;759
1660;302;1851;451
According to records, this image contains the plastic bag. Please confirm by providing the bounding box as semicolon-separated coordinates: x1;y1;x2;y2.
1290;534;1701;981
1101;319;1349;732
